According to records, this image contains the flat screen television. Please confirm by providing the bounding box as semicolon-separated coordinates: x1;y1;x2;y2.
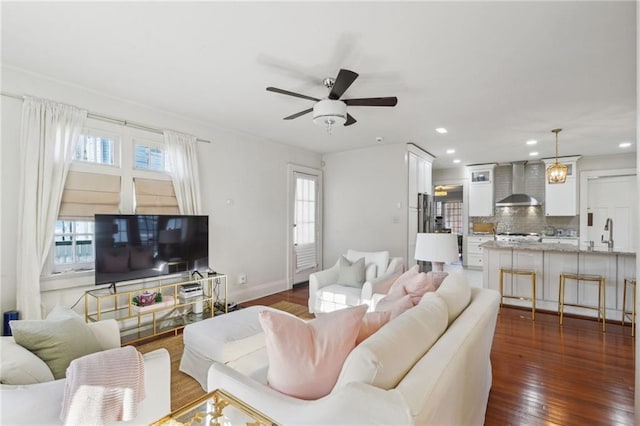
94;214;209;285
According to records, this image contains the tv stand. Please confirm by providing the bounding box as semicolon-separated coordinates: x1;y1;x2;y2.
85;274;228;345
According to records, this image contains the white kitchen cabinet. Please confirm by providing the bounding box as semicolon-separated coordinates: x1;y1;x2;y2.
467;164;496;217
408;150;433;207
466;235;494;269
542;156;581;216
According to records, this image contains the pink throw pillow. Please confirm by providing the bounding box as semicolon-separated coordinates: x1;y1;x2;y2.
356;311;391;345
375;272;402;295
259;304;368;400
428;271;449;291
375;294;413;319
403;272;439;305
388;265;419;295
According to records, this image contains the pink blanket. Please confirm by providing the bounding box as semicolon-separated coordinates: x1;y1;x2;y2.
60;346;145;425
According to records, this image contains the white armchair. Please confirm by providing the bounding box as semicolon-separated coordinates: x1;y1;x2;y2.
309;249;404;313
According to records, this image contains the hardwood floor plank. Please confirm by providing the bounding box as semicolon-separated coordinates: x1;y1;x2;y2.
244;284;635;425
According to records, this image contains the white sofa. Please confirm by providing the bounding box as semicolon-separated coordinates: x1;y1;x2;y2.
309;249;405;313
207;272;501;425
0;319;171;425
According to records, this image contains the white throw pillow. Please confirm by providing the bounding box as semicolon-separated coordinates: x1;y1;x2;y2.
0;337;55;385
434;271;472;325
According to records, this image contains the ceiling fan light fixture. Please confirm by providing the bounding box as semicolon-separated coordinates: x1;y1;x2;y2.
546;128;568;184
313;99;346;133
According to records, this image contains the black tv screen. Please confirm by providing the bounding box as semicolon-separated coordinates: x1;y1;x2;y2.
94;214;209;285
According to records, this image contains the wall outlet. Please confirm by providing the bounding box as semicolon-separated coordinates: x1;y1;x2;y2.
238;273;247;285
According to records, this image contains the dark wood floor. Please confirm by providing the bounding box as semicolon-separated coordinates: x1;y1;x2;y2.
244;284;635;425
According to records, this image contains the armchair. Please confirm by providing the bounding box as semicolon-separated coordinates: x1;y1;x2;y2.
309;249;404;313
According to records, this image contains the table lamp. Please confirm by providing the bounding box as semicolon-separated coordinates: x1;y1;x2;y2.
415;233;459;272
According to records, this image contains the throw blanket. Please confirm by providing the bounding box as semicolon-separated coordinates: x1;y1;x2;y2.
60;346;145;425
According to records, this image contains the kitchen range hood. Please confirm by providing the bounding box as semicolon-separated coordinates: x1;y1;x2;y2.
495;162;542;207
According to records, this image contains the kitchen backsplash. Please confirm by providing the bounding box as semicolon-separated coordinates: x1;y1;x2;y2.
470;162;580;235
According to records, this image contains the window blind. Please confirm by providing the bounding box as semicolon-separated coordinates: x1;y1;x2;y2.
134;177;180;214
58;171;121;218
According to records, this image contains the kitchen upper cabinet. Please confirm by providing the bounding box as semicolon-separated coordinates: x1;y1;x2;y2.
467;164;496;217
542;156;581;216
408;147;434;209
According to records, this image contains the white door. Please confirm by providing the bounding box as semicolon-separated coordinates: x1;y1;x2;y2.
288;166;322;286
586;174;637;252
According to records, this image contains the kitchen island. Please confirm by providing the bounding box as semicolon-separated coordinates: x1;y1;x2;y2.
481;241;636;321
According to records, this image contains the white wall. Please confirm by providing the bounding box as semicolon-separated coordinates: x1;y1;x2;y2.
0;67;322;316
322;143;407;266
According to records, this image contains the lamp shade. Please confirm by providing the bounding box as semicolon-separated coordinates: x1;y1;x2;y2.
415;233;459;263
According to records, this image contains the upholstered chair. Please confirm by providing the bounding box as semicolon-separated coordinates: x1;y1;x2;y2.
308;249;404;313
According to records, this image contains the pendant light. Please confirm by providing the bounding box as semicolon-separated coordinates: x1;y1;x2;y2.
546;128;568;184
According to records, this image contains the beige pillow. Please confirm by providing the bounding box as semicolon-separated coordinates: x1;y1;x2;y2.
10;317;103;380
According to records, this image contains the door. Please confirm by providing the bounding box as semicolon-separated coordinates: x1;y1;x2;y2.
287;166;322;287
586;174;637;252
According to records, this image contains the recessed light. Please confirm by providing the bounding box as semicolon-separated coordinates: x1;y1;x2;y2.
526;140;537;145
375;136;383;143
453;159;461;164
619;142;632;148
529;151;539;156
446;149;455;154
435;128;448;134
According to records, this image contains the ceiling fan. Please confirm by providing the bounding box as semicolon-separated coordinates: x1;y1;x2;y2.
266;68;398;131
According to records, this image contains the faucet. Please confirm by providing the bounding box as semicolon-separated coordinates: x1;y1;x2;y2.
601;218;614;250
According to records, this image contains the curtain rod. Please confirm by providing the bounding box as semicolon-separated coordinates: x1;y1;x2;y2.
1;91;211;144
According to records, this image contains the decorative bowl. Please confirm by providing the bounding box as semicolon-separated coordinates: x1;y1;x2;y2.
137;291;157;306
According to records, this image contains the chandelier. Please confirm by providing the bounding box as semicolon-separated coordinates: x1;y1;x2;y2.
546;128;568;184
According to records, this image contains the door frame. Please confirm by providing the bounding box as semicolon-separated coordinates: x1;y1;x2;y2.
286;164;323;289
579;168;636;248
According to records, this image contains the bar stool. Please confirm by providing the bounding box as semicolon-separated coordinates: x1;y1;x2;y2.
621;278;636;337
499;268;536;320
558;273;606;332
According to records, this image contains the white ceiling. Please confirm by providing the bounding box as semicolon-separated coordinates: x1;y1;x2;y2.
2;1;636;169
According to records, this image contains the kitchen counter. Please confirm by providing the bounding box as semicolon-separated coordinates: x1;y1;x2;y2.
481;241;636;321
481;240;636;256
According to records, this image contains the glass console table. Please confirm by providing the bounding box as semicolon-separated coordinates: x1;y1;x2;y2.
151;389;278;426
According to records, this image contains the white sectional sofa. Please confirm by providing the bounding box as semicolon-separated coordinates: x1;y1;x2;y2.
206;272;501;425
0;319;171;425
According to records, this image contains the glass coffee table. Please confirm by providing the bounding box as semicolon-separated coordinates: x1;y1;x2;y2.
152;388;278;426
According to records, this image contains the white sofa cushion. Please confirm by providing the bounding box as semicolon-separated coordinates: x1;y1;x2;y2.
0;337;55;385
334;293;448;391
346;250;390;279
433;272;471;325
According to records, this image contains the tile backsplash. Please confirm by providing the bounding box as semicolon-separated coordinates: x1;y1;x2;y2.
470;162;580;235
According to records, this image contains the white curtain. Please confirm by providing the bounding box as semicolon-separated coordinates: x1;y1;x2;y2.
163;130;202;215
17;97;87;319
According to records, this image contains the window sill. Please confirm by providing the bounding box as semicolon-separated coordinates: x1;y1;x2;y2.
40;270;95;292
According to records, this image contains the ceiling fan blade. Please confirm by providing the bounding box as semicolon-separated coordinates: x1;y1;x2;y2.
345;113;357;126
328;69;359;100
283;108;313;120
343;97;398;107
266;87;320;102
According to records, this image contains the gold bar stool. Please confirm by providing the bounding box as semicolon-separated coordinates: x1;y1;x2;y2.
558;273;606;332
621;278;636;337
499;268;536;320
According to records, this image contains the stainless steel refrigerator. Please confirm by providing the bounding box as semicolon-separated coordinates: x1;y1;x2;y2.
417;193;435;271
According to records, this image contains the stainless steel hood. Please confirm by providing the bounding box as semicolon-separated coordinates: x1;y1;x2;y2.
495;162;542;207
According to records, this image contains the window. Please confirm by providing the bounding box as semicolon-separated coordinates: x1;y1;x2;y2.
74;133;116;165
135;143;169;171
53;220;94;271
443;202;463;235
